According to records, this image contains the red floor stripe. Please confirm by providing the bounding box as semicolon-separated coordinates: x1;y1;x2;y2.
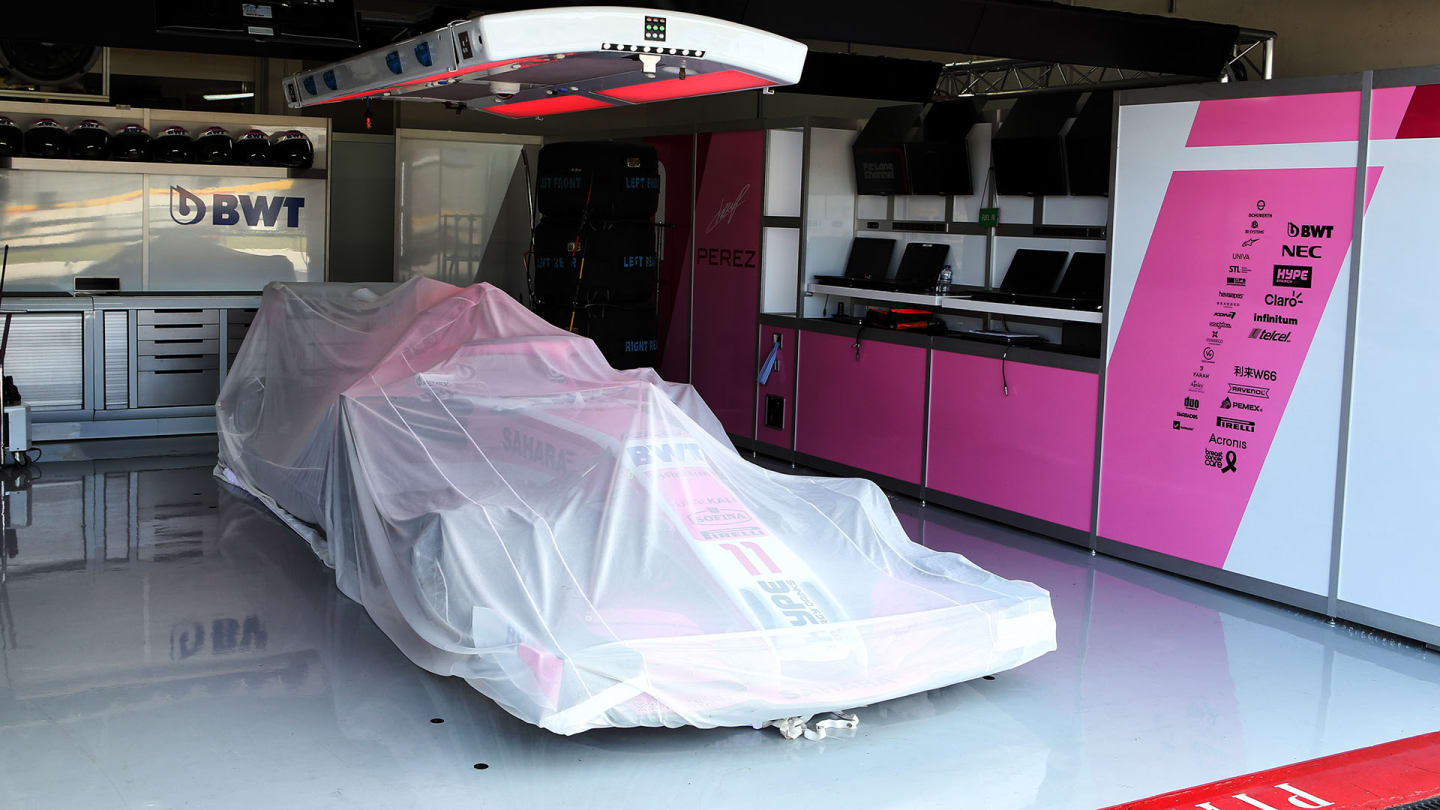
1103;731;1440;810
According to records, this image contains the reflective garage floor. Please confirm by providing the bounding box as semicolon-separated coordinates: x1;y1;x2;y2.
3;444;1440;810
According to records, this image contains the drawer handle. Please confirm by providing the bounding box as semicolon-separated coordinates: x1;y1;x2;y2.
155;339;202;345
154;369;204;375
157;309;204;314
160;354;204;360
152;324;206;329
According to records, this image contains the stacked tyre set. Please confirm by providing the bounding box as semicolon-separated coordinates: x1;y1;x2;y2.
532;142;661;370
0;117;313;168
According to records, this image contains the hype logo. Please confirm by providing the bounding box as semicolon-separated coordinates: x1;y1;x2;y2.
169;185;306;228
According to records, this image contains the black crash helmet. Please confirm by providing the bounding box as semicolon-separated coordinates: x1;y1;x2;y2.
24;118;66;158
110;123;150;161
195;126;233;164
269;129;313;169
0;117;20;157
69;119;110;159
151;125;194;163
233;128;270;165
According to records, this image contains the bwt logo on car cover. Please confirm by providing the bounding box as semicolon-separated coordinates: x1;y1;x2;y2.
169;185;305;227
627;441;703;467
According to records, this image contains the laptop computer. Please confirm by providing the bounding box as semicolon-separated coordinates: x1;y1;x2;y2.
957;249;1070;305
999;249;1069;294
984;251;1105;309
1052;251;1104;308
865;242;950;293
813;237;897;288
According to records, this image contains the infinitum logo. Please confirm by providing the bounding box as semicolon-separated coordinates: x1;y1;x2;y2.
1254;312;1298;325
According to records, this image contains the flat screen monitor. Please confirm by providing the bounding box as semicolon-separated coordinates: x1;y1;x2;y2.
992;93;1077;196
1065;91;1114;196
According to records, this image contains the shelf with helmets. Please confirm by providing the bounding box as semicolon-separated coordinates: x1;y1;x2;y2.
0;100;328;175
0;156;323;179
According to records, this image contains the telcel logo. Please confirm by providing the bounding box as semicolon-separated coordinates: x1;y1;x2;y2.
169;185;305;227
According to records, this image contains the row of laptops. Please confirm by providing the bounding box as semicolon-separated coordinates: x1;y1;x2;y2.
816;237;1103;310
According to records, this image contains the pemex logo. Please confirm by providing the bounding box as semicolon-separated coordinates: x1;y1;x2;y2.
169;185;305;227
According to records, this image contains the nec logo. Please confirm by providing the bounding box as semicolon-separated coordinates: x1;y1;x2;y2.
1287;222;1334;239
1282;244;1322;258
170;185;305;228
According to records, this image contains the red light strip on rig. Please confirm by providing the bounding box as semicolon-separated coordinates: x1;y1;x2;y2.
485;95;614;117
597;69;775;103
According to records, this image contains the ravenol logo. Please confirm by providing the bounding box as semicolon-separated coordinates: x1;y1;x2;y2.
170;185;305;228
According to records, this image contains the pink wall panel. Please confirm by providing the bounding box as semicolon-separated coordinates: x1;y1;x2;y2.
1099;167;1376;566
755;325;795;449
927;352;1097;530
1185;92;1362;147
795;331;926;485
690;130;763;436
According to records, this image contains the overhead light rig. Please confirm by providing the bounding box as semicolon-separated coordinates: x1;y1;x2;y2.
282;7;807;118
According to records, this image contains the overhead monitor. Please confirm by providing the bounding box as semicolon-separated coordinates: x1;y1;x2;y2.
992;93;1078;196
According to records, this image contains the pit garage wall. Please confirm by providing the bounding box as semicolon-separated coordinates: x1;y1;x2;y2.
1104;73;1440;640
1337;72;1440;635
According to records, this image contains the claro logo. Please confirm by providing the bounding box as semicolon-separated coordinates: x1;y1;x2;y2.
169;185;305;227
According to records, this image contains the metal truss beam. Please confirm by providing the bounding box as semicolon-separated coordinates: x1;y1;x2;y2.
934;28;1276;99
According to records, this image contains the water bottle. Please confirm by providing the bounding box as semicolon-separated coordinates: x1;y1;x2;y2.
936;265;953;295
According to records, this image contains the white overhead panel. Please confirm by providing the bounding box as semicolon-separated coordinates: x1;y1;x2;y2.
282;7;807;118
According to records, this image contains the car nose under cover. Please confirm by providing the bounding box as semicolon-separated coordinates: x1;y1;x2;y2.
215;278;1056;734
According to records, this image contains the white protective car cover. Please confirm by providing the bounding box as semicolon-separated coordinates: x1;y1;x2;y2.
215;279;1056;734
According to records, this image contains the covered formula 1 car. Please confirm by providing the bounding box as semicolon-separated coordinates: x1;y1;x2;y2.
215;279;1055;735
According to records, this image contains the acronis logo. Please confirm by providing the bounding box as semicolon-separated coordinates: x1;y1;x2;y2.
169;185;306;228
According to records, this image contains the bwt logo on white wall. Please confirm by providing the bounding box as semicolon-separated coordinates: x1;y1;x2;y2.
169;185;306;227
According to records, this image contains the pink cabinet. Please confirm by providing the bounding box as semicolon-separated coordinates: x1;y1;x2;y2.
927;350;1097;530
795;329;927;485
755;325;796;449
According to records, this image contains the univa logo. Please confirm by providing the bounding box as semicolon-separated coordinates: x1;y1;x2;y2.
169;185;305;228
